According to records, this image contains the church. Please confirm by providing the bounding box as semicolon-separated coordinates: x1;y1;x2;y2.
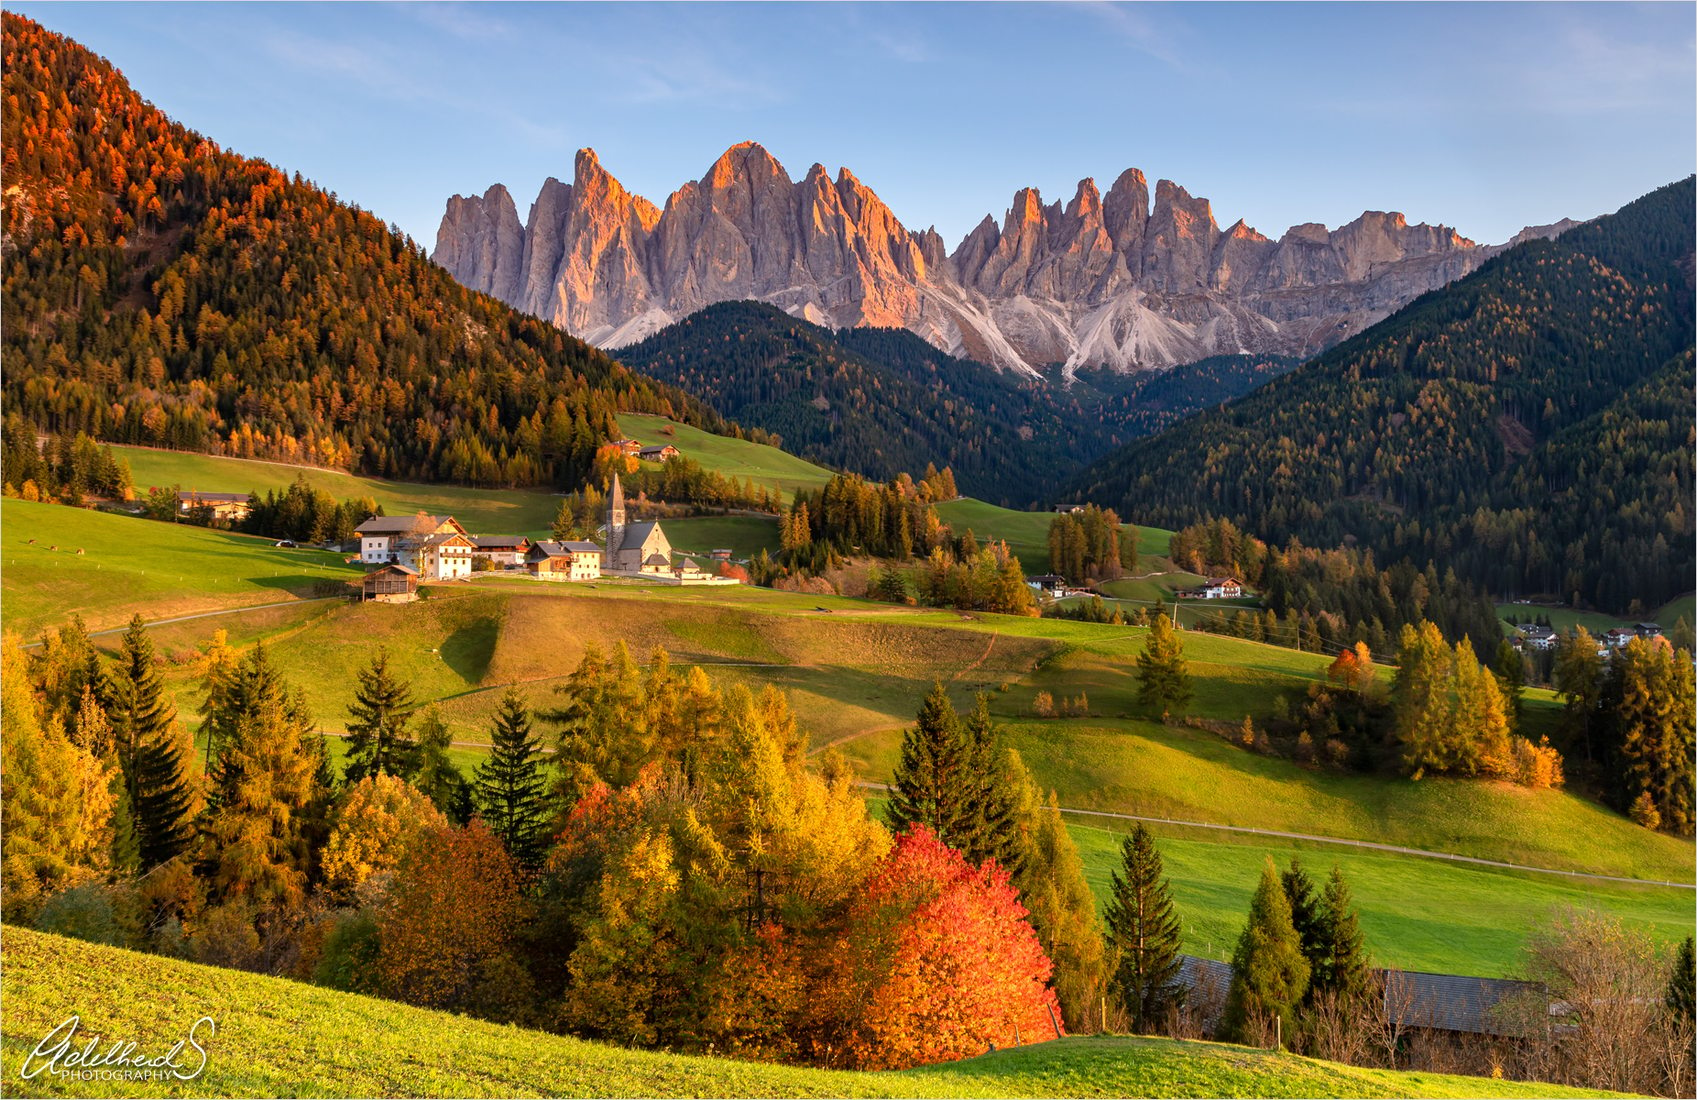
603;471;673;574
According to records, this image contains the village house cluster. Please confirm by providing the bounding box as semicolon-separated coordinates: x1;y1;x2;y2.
1511;619;1662;656
354;472;733;602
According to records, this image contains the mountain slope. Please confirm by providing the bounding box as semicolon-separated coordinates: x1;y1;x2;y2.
1063;178;1696;612
0;929;1611;1098
0;14;725;490
435;144;1576;375
614;300;1296;504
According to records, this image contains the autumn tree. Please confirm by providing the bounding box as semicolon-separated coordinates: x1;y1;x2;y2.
1104;824;1184;1034
1135;613;1191;717
1222;860;1311;1046
344;648;417;783
201;695;317;910
320;773;448;902
837;826;1061;1069
375;820;532;1020
1553;626;1605;761
1598;637;1695;833
474;687;550;868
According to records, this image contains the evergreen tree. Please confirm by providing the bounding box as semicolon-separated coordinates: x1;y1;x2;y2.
1553;627;1604;761
1222;860;1311;1045
1310;866;1370;1002
1600;638;1696;834
1103;824;1185;1033
1493;638;1525;731
1668;935;1695;1025
1135;613;1192;716
959;694;1026;879
885;682;976;847
344;648;418;784
412;705;472;821
111;615;193;869
201;696;316;908
1281;859;1324;983
474;687;550;868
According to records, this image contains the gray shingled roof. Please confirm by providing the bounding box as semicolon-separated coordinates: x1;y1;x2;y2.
355;515;449;536
530;540;601;558
562;540;601;553
176;491;250;504
613;521;662;551
473;535;529;549
643;552;670;566
1390;971;1538;1035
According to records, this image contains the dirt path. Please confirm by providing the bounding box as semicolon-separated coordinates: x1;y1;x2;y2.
854;781;1692;890
18;596;346;649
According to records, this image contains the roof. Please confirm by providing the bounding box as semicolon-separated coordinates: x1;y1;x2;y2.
1027;574;1065;585
473;535;530;549
613;521;663;551
639;444;676;454
356;515;451;536
1636;622;1663;631
1204;577;1240;587
365;563;417;577
562;540;601;553
176;491;250;503
1390;970;1539;1036
643;552;670;566
530;540;601;558
416;531;474;549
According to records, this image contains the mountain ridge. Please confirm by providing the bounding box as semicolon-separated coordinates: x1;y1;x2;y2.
435;142;1579;375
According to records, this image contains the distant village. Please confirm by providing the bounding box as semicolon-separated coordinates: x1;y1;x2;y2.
176;447;740;603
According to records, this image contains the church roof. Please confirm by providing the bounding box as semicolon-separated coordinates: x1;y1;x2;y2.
613;521;663;550
643;552;670;566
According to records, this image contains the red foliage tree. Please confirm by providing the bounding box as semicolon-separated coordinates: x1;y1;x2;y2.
836;826;1062;1069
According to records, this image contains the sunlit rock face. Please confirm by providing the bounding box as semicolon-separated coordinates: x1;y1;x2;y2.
435;144;1576;377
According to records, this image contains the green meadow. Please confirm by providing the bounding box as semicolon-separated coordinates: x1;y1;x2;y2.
0;930;1616;1099
618;413;834;503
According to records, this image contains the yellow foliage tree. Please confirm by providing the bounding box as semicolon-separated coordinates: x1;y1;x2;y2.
321;773;448;902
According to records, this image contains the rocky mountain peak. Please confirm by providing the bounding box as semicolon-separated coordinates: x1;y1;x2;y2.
435;144;1572;376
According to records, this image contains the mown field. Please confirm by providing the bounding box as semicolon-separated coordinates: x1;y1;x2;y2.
0;930;1614;1099
617;413;834;504
0;500;361;638
934;498;1173;577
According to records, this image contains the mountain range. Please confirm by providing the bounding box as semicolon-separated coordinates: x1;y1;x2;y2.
434;143;1577;376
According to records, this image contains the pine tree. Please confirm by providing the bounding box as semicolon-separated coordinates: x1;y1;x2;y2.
1103;824;1185;1033
1493;638;1526;731
959;694;1026;878
1310;866;1370;1003
885;682;976;849
111;615;193;869
412;704;471;821
206;643;314;811
1135;613;1191;717
474;687;550;868
344;647;418;784
1222;860;1311;1045
1281;859;1324;983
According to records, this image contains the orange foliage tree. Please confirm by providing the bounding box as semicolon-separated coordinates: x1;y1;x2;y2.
835;826;1061;1070
374;820;531;1019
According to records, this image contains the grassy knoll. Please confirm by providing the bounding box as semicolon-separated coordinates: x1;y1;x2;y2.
0;500;360;637
934;498;1171;577
1066;819;1692;977
656;514;781;560
115;446;562;536
1656;592;1695;629
618;413;833;503
0;930;1609;1098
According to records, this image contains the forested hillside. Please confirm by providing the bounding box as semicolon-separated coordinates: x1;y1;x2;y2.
0;14;726;489
1065;179;1696;613
615;300;1295;505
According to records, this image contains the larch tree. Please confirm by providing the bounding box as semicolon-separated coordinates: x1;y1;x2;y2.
201;695;317;909
1103;823;1185;1034
344;647;418;784
1222;860;1311;1046
1135;613;1191;717
474;687;551;868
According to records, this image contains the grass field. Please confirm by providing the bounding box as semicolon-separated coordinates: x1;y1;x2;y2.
655;514;781;560
0;930;1613;1098
116;446;563;536
618;414;834;504
0;500;361;638
933;499;1172;577
1495;593;1697;638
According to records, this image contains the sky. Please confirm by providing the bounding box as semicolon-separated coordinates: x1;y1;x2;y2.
13;2;1695;252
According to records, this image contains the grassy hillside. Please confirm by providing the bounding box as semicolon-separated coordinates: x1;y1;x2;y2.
0;499;360;637
117;446;564;537
618;413;834;504
934;498;1173;577
0;930;1611;1099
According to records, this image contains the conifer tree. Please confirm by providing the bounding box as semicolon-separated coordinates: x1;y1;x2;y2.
1135;613;1191;716
1668;935;1695;1025
344;647;418;784
1493;638;1526;731
886;682;975;848
1310;866;1370;1003
1281;859;1325;982
206;643;315;811
412;705;472;822
112;615;193;869
202;696;316;908
475;687;550;868
1601;637;1696;834
1222;860;1311;1045
959;694;1027;878
1103;824;1185;1033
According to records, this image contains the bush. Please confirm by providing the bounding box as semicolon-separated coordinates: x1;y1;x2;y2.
1032;691;1055;718
1630;791;1663;830
312;908;382;993
190;901;262;970
36;883;125;946
1511;736;1565;790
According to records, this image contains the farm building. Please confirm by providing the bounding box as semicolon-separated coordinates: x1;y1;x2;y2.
1193;577;1244;600
175;490;252;523
470;535;531;567
639;444;680;462
355;514;467;565
403;531;476;581
527;540;602;581
1026;574;1074;598
611;438;642;457
360;564;418;603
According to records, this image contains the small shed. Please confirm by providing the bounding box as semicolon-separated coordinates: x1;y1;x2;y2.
361;564;418;603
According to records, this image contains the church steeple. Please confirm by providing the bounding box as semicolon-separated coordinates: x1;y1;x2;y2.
607;470;626;550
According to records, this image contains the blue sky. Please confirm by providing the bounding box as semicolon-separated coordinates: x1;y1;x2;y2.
14;2;1694;251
